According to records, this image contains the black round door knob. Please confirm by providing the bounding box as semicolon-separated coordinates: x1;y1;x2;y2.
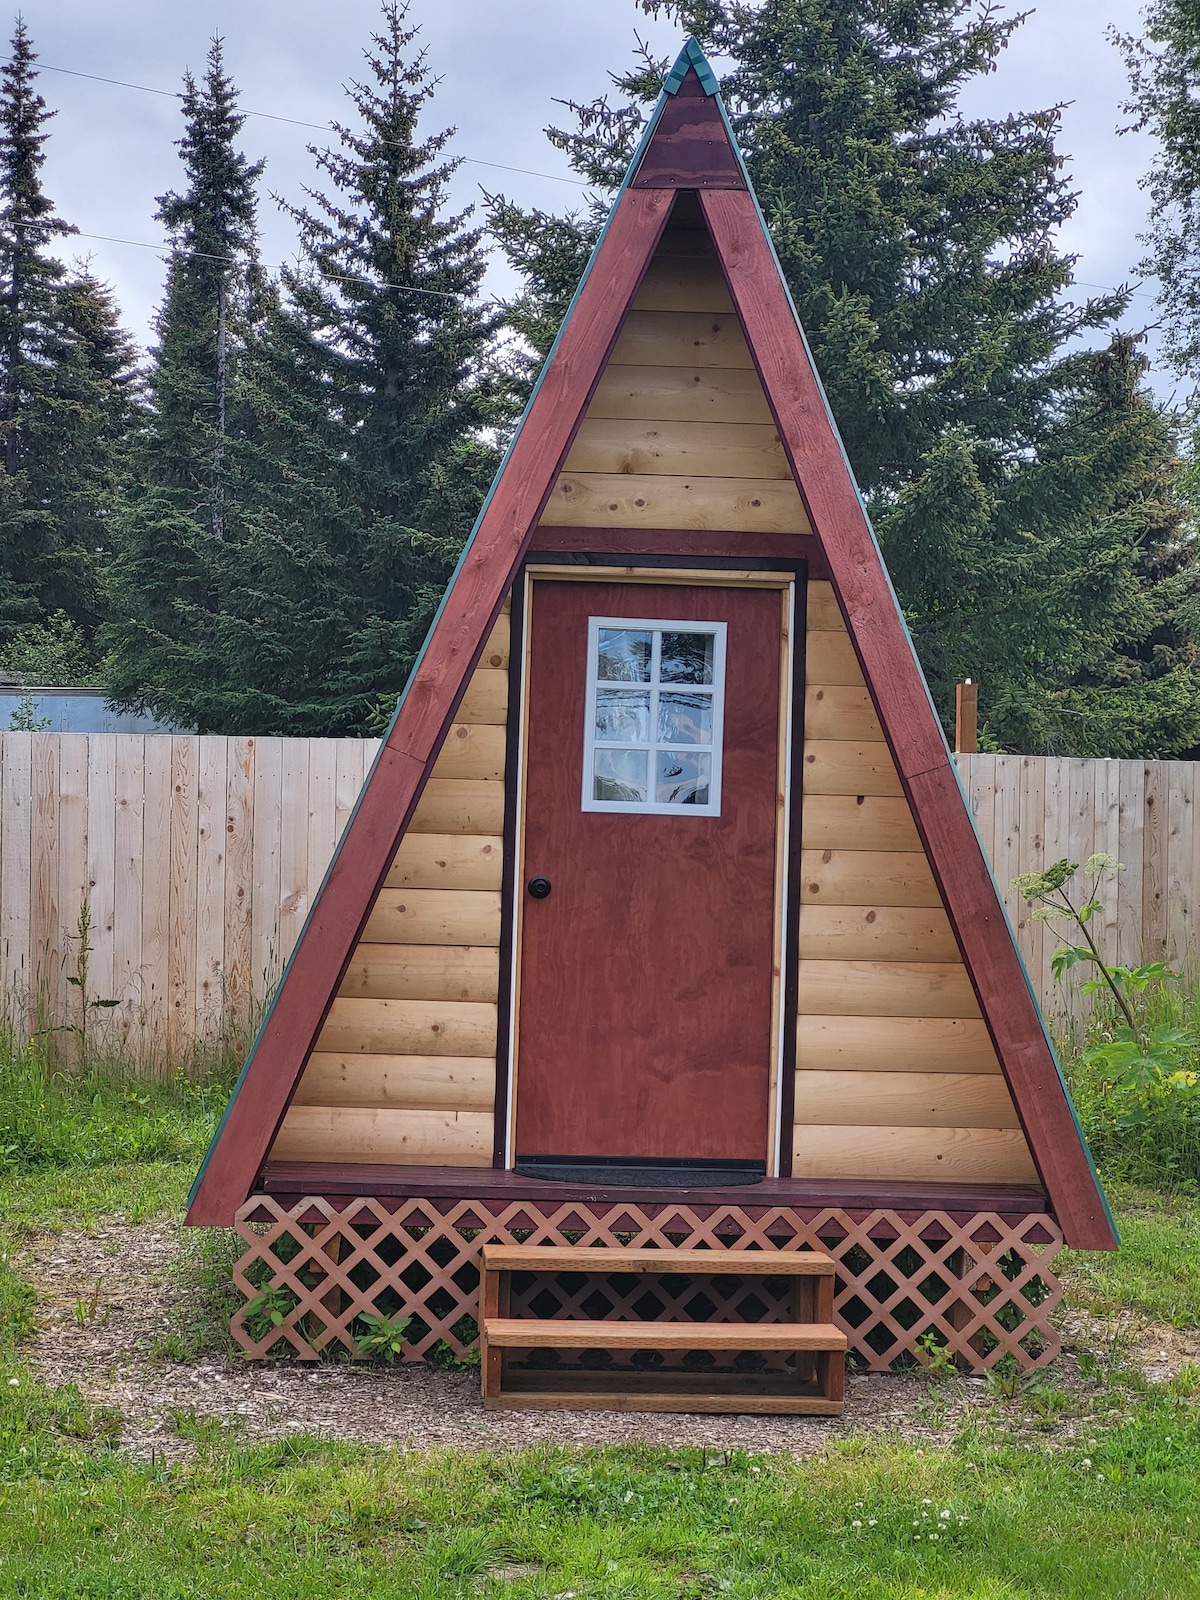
527;876;552;900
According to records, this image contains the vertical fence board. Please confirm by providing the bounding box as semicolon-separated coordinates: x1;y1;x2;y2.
224;738;256;1029
29;734;59;1024
1166;760;1194;966
1;734;32;1013
1143;761;1169;960
195;738;229;1038
168;737;199;1050
113;736;146;1042
54;733;89;1034
1116;761;1145;967
306;739;339;912
251;736;284;1006
278;740;309;971
1017;754;1045;988
140;736;172;1051
84;736;117;1029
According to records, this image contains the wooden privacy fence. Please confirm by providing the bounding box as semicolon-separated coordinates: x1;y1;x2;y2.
0;733;1195;1051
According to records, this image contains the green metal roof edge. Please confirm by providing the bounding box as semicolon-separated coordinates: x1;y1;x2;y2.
187;73;683;1214
664;37;719;96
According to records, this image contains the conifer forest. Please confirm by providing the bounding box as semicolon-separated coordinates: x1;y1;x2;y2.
6;0;1200;755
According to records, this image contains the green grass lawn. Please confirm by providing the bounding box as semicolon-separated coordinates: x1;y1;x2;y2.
2;1039;1200;1596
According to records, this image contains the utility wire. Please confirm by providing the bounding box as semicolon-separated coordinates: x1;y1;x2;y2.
34;60;591;187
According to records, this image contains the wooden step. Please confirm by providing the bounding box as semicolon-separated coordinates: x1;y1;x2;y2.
480;1244;835;1276
483;1317;846;1352
489;1371;846;1415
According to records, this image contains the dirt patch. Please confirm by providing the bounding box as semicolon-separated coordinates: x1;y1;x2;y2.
15;1218;1187;1462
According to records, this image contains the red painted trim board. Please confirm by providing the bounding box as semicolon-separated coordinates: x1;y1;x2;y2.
186;185;676;1225
699;185;1115;1250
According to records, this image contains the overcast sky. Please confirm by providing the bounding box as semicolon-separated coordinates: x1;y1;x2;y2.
13;0;1173;396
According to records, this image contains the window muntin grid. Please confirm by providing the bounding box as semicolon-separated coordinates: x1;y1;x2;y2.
581;616;727;815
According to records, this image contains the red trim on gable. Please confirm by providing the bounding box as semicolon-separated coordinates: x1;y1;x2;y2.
185;186;677;1227
699;185;1115;1251
632;70;746;190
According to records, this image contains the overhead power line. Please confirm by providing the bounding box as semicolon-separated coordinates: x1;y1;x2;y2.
33;60;591;188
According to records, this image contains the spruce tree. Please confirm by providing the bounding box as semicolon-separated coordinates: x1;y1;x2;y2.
103;38;267;726
205;0;507;735
0;21;137;666
492;1;1200;755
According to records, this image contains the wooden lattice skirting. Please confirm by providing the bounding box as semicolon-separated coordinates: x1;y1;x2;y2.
231;1196;1063;1374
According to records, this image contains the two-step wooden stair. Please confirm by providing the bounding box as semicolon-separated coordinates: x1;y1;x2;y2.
479;1245;847;1414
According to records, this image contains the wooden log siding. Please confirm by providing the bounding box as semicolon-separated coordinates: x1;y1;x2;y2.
272;609;510;1166
795;582;1036;1185
548;217;811;536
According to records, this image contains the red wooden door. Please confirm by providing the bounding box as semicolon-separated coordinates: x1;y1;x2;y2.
513;579;785;1162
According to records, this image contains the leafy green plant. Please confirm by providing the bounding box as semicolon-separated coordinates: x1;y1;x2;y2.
1015;856;1200;1180
353;1310;411;1363
914;1329;957;1377
241;1284;299;1342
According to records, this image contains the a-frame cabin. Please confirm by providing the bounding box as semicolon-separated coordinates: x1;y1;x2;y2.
190;40;1115;1391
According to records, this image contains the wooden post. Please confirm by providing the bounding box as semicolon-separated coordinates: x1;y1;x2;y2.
955;679;978;754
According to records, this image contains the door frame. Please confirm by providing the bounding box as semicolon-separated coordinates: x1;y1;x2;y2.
494;553;808;1178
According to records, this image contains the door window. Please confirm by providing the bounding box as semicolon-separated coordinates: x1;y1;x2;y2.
582;616;727;815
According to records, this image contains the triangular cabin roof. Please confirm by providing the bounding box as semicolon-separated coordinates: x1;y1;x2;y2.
188;42;1115;1250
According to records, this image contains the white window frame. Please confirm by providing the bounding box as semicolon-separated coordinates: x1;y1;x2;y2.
581;615;728;817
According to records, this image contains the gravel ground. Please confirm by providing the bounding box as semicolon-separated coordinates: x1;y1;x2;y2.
16;1218;1199;1462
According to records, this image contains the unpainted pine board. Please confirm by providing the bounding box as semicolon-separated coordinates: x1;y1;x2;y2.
251;737;285;1005
563;417;789;479
293;1052;496;1111
608;309;755;368
430;723;507;782
1189;759;1200;974
797;904;958;963
805;581;842;631
334;740;366;844
480;615;510;672
386;833;504;892
140;735;173;1051
84;735;116;1026
305;739;340;901
1142;761;1169;962
1017;755;1046;1000
338;943;500;1004
794;1014;1000;1074
223;737;256;1027
1094;761;1121;968
480;1244;835;1275
113;736;146;1041
796;959;981;1018
168;738;199;1047
583;362;775;425
409;779;507;836
0;736;33;1010
630;253;734;312
803;685;883;742
362;888;503;947
53;734;89;1033
801;740;902;797
798;849;939;908
989;755;1024;972
1039;757;1072;1022
315;996;498;1057
458;668;509;726
28;733;59;1023
804;630;863;687
271;1103;494;1165
1115;759;1145;970
963;753;996;872
793;1069;1020;1128
278;739;311;969
194;738;228;1035
544;471;812;534
1166;758;1192;967
800;795;921;853
792;1123;1039;1184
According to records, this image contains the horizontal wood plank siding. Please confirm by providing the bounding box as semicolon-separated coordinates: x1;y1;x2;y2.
795;582;1030;1183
